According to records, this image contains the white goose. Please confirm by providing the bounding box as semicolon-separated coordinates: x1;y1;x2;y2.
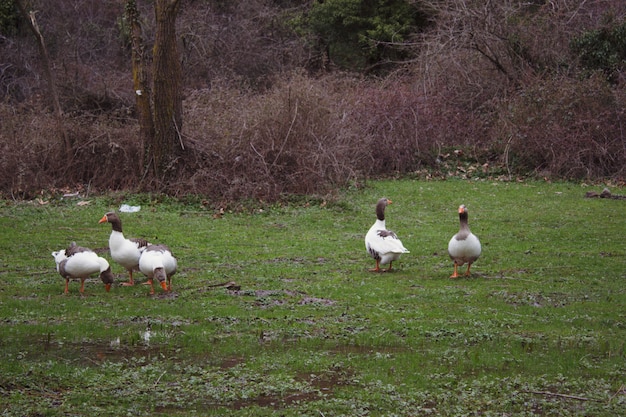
139;244;177;294
365;198;409;272
447;204;481;278
52;242;115;294
99;211;150;286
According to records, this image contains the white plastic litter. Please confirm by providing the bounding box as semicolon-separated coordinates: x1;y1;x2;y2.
119;204;141;213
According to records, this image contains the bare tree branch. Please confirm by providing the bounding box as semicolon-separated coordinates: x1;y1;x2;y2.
15;0;70;153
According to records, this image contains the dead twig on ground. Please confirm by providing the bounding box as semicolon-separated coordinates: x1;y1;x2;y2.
523;390;601;402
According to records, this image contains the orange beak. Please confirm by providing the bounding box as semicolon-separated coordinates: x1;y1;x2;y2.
105;284;111;292
458;206;465;214
160;281;168;291
98;214;108;224
387;199;393;204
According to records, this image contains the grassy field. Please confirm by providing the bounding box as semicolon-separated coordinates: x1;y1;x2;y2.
1;179;625;416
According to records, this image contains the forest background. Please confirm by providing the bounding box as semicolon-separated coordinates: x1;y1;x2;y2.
0;0;624;203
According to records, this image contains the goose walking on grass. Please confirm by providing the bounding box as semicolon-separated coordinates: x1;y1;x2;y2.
365;198;409;272
139;244;177;295
448;204;481;278
52;242;115;294
99;211;150;286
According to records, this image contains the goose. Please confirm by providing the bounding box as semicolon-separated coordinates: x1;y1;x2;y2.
138;244;177;294
447;204;481;278
98;211;150;286
365;198;410;272
52;242;115;294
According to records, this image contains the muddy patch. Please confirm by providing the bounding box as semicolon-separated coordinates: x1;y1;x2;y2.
229;370;353;410
489;290;583;307
228;288;336;308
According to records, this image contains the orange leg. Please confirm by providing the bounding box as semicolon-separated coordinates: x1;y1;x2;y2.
121;270;135;286
385;262;393;272
64;279;70;294
369;259;381;272
147;279;155;295
79;278;86;294
167;278;172;291
464;263;473;276
450;263;460;278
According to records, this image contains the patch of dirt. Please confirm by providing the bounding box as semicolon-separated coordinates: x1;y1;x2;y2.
230;370;353;410
219;356;246;370
154;291;179;300
299;296;335;306
490;290;578;308
227;288;336;307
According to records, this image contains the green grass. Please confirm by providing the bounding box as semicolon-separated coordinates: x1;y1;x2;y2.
1;179;625;416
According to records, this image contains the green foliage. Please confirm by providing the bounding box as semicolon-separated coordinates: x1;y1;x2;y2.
570;18;626;82
304;0;427;71
0;0;19;36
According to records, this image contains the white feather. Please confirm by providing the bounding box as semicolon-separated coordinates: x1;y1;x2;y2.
447;233;481;265
60;251;110;277
108;231;146;271
139;247;177;279
365;198;409;270
365;220;410;265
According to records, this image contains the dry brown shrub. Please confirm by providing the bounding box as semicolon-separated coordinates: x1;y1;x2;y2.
2;66;624;201
174;72;502;200
406;0;626;181
176;72;496;200
177;73;370;199
178;1;310;90
3;0;624;202
495;73;626;179
0;101;141;199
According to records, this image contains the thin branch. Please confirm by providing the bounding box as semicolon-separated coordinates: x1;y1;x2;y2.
154;371;167;387
15;1;70;153
609;384;625;402
173;114;184;150
271;99;298;167
523;390;601;402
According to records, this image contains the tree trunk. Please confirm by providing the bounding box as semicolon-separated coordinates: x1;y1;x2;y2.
125;0;154;177
151;0;184;181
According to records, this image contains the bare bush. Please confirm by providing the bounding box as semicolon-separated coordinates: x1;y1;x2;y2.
408;0;626;180
496;73;625;179
178;1;310;90
1;0;624;201
0;101;141;198
174;72;499;200
177;73;370;199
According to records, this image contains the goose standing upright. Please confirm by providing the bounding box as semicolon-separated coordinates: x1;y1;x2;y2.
99;211;150;286
52;242;115;294
138;244;177;295
365;198;409;272
447;204;481;278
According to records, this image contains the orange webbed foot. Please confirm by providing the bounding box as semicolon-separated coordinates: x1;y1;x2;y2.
450;264;460;279
369;260;383;272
